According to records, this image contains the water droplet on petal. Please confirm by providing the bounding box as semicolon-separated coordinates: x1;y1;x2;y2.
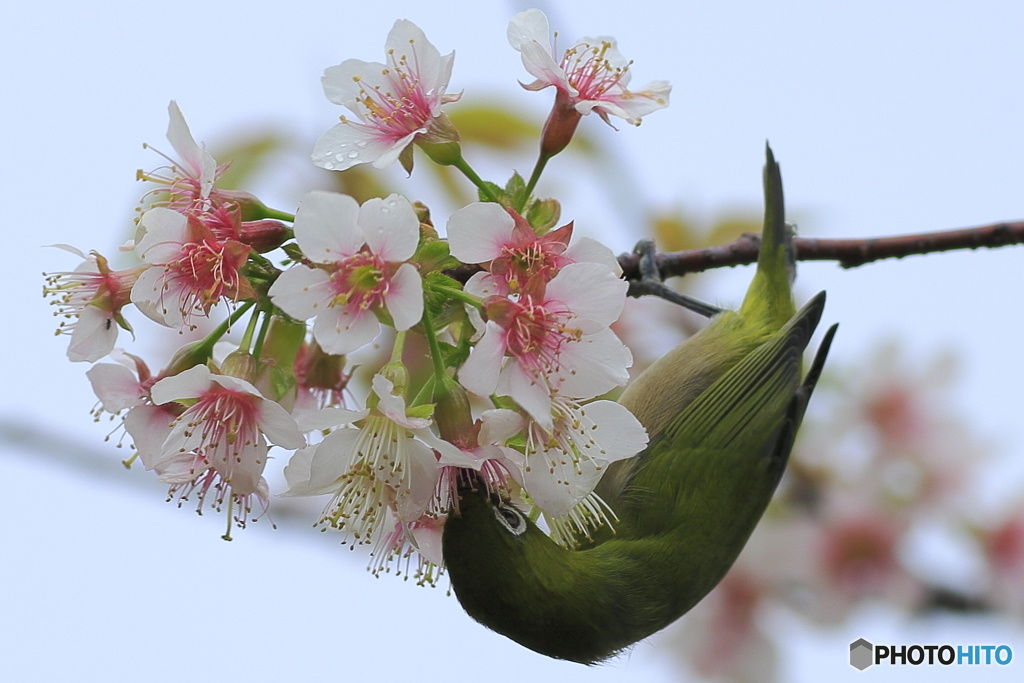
347;151;360;159
323;162;336;170
335;153;347;162
354;140;368;148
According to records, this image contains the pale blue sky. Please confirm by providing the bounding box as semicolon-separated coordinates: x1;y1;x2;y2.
2;1;1022;681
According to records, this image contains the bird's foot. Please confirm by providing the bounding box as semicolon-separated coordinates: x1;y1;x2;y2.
626;240;723;318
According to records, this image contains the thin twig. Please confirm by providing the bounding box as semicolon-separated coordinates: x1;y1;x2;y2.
617;221;1024;280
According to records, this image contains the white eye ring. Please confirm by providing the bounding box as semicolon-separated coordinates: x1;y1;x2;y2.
493;503;527;536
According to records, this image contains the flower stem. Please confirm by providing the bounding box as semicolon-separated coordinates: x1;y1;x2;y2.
524;153;551;198
391;330;407;364
239;310;262;353
431;283;483;309
451;156;500;203
191;302;256;360
256;206;295;222
251;309;274;362
419;306;448;381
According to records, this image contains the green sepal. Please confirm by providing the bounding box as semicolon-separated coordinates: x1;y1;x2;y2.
281;243;304;265
504;172;529;213
256;315;305;402
413;232;460;274
240;252;283;301
477;181;505;204
525;197;561;235
406;403;436;420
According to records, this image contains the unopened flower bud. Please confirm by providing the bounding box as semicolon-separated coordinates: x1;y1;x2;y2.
222;350;256;383
434;375;474;448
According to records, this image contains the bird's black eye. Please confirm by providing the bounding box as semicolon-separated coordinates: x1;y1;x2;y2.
493;503;527;536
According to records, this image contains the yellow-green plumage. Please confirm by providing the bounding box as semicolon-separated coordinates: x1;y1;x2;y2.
442;146;837;664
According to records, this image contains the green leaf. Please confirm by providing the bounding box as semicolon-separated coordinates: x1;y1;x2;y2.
526;198;562;234
505;172;529;213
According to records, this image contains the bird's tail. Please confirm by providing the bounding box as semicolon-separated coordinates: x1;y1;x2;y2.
740;144;797;330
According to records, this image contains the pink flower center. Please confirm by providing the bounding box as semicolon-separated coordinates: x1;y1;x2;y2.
186;386;263;466
328;251;389;311
561;41;628;101
492;241;568;293
490;297;582;379
353;57;435;141
166;238;245;310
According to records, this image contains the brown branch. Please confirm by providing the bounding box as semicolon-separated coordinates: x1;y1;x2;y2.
446;221;1024;284
617;220;1024;280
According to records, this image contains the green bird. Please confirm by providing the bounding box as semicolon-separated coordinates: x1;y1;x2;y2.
442;146;838;664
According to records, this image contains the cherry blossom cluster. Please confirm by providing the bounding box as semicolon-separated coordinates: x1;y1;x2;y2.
44;9;667;570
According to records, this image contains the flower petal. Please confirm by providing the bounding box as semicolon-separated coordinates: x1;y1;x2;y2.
545;262;627;333
68;305;117;362
383;263;423;331
293;191;363;262
87;362;145;412
135;208;187;265
446;202;515;264
311;121;403;172
312;304;381;355
458;321;505;397
268;265;333;321
359;194;420;262
151;364;212;405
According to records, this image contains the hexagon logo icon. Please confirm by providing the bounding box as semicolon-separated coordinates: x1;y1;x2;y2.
850;638;873;670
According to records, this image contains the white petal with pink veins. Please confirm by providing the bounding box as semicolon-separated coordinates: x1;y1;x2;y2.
570;400;648;462
151;364;212;405
360;194;420;262
384;263;423;331
134;208;187;265
458;320;505;397
166;101;216;199
311;121;401;172
268;265;332;321
385;20;446;96
502;361;553;430
322;59;375;110
123;405;176;470
564;236;622;275
313;304;380;355
371;375;431;430
554;328;633;399
87;362;145;412
545;262;627;333
68;305;117;362
507;8;552;53
130;266;180;328
292;191;363;262
254;398;306;450
446;202;514;264
479;409;525;445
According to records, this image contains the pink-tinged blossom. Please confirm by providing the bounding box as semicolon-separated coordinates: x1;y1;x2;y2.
150;364;305;528
369;511;446;586
87;350;179;467
312;19;461;172
131;207;255;330
44;246;144;362
459;262;631;427
446;202;620;297
139;101;220;211
508;9;670;126
269;191;423;355
417;408;526;507
281;375;440;545
520;396;647;522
